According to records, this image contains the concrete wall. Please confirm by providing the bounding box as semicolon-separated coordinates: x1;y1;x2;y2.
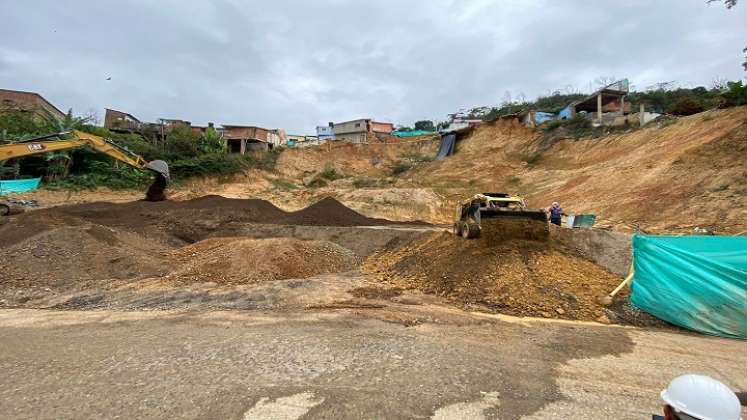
551;227;632;276
335;132;368;144
334;119;369;135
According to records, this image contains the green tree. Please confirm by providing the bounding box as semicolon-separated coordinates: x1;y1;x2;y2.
413;120;435;131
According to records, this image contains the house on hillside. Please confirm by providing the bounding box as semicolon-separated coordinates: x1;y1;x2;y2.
316;123;335;140
0;88;65;120
442;118;483;132
222;125;279;153
333;118;394;143
287;134;322;148
104;108;142;133
559;79;632;125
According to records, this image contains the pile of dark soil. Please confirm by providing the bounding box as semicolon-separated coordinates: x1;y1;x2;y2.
280;197;397;226
163;237;361;285
0;196;419;248
363;232;623;322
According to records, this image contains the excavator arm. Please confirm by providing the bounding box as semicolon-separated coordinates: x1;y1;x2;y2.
0;130;169;202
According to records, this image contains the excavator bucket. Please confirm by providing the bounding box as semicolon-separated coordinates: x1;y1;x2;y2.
144;160;170;180
478;209;549;244
144;160;170;202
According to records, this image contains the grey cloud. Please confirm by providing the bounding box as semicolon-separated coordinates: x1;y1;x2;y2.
1;0;745;133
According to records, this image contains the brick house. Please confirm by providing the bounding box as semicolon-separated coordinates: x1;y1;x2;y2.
104;108;142;133
222;125;277;153
0;88;65;120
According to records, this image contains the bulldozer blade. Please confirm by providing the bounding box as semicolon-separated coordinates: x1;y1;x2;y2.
479;210;549;244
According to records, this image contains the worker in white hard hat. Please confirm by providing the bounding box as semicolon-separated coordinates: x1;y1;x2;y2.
656;374;742;420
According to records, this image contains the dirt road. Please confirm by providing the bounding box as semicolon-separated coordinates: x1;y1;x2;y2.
1;309;744;420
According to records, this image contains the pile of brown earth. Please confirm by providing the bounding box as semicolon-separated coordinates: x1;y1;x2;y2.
164;237;361;285
0;225;172;304
363;231;623;322
0;196;418;249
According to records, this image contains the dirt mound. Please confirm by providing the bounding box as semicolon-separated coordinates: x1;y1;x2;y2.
279;197;394;226
363;232;622;321
0;225;171;303
0;196;417;248
165;237;361;285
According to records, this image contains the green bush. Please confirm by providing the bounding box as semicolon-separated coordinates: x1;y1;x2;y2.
542;119;563;132
270;178;298;191
391;162;414;176
669;97;705;116
721;81;747;107
45;161;152;191
319;165;344;180
170;153;252;178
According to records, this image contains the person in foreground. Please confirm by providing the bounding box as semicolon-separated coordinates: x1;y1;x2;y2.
653;374;742;420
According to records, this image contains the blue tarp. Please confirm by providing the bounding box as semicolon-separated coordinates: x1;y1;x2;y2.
0;178;41;195
435;134;456;160
630;234;747;339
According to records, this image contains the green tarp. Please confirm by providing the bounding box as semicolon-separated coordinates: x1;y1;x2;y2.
630;234;747;339
0;178;41;195
391;130;437;137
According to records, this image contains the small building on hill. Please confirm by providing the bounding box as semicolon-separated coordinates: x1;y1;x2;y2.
104;108;142;133
333;118;394;143
0;88;65;120
560;79;632;125
316;123;335;140
223;125;278;153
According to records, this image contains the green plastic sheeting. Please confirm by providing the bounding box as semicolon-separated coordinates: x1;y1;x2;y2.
391;130;437;137
0;178;41;195
630;234;747;339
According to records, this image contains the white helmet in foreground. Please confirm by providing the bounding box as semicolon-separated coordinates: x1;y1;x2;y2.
661;374;741;420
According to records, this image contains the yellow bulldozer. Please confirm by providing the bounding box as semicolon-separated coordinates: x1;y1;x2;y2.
0;130;169;215
452;193;549;241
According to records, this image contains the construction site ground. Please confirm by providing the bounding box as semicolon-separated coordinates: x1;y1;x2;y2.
2;107;746;419
1;309;745;420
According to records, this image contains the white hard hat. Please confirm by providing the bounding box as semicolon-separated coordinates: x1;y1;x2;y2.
661;374;742;420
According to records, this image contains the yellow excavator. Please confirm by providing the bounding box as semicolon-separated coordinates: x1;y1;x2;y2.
452;193;549;242
0;130;169;215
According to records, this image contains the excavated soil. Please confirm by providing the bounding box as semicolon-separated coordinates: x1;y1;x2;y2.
363;231;624;321
0;225;172;304
0;196;416;307
163;237;361;285
0;196;419;249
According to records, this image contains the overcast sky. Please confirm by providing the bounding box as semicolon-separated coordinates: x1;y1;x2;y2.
1;0;745;133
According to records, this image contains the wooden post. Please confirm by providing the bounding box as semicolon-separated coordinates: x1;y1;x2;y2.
639;103;645;126
597;93;603;122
